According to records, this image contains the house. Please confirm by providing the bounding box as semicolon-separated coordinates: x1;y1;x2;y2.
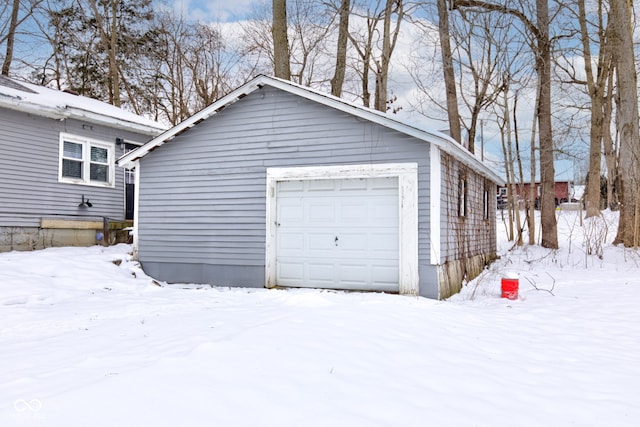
118;75;504;299
0;75;165;252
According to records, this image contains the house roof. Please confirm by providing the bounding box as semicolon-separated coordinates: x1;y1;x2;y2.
0;75;166;136
117;75;503;184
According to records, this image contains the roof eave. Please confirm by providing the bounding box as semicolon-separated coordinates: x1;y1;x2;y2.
0;96;165;137
64;106;166;136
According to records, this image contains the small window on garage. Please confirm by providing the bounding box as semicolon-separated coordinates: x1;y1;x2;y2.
59;133;114;187
458;173;468;217
483;183;490;220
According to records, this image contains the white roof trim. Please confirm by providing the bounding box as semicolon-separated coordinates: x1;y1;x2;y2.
116;75;503;184
0;95;164;136
0;76;166;136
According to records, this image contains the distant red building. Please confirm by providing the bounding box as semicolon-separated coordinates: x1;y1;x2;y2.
498;181;573;208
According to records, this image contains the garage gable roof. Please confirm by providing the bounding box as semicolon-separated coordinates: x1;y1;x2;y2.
117;75;503;184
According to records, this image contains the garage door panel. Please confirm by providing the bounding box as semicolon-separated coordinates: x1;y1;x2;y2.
308;202;335;223
307;233;336;251
278;262;304;281
308;180;335;191
278;180;305;192
308;264;335;283
369;233;399;252
372;265;399;282
373;202;398;221
277;232;304;250
337;264;368;281
339;179;368;190
339;203;368;221
278;200;304;222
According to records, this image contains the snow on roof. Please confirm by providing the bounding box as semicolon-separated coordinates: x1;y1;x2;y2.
0;75;166;136
117;75;503;184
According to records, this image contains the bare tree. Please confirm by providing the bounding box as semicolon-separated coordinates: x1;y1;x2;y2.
452;9;513;153
85;0;121;106
138;12;251;125
436;0;462;143
1;0;21;76
348;0;408;112
288;0;335;86
602;67;618;210
575;0;614;218
373;0;405;112
611;0;640;247
46;0;154;109
330;0;350;97
243;1;337;87
347;12;377;107
453;0;558;249
0;0;45;75
272;0;291;79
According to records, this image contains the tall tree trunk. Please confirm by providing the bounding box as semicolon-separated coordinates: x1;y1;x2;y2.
579;0;601;217
504;86;522;245
374;0;404;112
437;0;462;143
611;0;640;246
500;119;514;242
1;0;20;76
536;0;557;249
272;0;291;80
585;97;604;216
602;68;618;210
331;0;350;97
513;91;525;245
579;0;613;218
528;88;538;245
87;0;121;106
110;0;120;107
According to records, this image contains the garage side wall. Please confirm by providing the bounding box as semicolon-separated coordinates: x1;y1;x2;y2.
438;153;498;298
137;86;438;295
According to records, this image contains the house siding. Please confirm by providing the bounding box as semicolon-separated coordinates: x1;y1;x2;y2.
138;86;437;295
0;107;149;228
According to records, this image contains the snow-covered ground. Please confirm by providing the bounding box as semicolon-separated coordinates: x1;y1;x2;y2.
1;210;639;426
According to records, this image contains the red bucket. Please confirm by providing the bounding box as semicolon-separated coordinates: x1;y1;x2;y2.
501;275;519;300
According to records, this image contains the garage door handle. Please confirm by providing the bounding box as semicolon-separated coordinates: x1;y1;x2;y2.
334;236;339;246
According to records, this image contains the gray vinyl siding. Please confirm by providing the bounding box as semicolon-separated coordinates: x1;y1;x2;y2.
138;86;433;289
0;107;148;226
439;152;497;261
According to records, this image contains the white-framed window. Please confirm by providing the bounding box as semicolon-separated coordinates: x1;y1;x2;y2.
59;133;115;187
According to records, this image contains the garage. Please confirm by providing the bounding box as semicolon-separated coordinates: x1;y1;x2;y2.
275;177;399;292
120;76;502;298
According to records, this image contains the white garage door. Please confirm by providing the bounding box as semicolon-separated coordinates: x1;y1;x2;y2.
275;177;399;292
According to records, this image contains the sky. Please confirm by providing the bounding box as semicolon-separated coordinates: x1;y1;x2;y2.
166;0;261;22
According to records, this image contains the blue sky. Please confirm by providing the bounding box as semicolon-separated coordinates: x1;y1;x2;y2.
165;0;266;22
